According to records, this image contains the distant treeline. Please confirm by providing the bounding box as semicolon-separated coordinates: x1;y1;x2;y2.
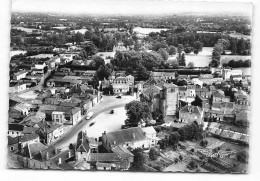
223;59;251;68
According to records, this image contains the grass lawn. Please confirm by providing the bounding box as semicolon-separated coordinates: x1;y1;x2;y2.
185;47;213;67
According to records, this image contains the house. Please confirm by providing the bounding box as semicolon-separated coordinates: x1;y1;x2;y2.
8;136;20;152
51;106;81;125
222;69;243;80
151;71;175;81
234;90;250;106
179;105;204;125
102;127;150;152
211;102;234;114
191;78;203;87
13;70;28;80
141;127;160;147
88;153;121;170
9;82;27;93
112;76;131;94
13;103;32;116
46;78;82;87
75;131;98;162
19;133;40;148
212;90;230;103
111;145;134;170
178;86;195;103
195;87;211;99
31;62;47;75
17;142;47;159
37;121;64;145
8;123;24;138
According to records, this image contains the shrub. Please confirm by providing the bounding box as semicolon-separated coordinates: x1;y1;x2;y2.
149;147;160;161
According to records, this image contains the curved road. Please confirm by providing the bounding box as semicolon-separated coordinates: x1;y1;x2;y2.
50;95;136;148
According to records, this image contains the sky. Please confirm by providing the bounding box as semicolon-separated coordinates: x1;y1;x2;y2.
11;0;253;16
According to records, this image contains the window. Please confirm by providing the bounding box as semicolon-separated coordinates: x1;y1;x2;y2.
10;147;14;151
12;132;14;134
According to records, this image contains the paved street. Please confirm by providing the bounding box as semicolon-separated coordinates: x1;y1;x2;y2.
50;95;136;149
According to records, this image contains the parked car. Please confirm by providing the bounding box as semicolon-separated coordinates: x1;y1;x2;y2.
86;112;93;120
110;110;114;114
116;95;121;98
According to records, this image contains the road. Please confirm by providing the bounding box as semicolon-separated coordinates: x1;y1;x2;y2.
50;95;136;149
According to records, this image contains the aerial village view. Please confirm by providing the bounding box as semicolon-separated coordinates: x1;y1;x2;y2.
8;0;251;173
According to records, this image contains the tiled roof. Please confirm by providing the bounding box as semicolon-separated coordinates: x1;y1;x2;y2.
213;90;225;98
105;127;147;146
8;136;19;145
8;123;24;131
75;131;90;153
111;146;134;159
142;85;162;97
18;142;47;159
22;127;38;134
163;83;178;88
178;86;187;91
88;153;120;162
19;133;39;143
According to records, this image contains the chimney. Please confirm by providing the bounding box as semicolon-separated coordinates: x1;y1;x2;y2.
68;151;71;158
104;131;106;135
46;152;49;160
113;141;116;145
58;157;62;165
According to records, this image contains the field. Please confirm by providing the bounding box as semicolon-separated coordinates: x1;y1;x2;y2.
12;26;38;33
185;47;213;67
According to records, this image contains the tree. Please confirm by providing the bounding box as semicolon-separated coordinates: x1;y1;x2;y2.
210;43;224;67
125;67;134;75
136;66;150;81
169;132;180;147
158;48;169;61
125;101;152;126
230;40;237;54
187;62;194;68
75;32;84;44
85;30;93;40
84;43;98;57
217;39;230;50
149;148;160;161
191;95;202;107
152;41;169;52
179;53;186;67
193;41;203;55
131;148;147;170
96;65;111;80
237;38;246;55
91;55;105;69
177;44;184;55
168;46;177;55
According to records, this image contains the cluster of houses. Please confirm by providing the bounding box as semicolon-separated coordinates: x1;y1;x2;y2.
9;124;160;170
140;69;250;145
